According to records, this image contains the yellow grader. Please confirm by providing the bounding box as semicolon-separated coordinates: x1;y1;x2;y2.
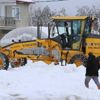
0;16;100;70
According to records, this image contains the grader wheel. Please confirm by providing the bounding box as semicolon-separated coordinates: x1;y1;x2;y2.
11;58;27;68
69;54;87;67
11;59;21;68
20;58;27;66
0;53;9;70
0;58;4;69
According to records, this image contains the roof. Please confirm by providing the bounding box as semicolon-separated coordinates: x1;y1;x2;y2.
51;16;88;20
16;0;33;3
0;0;16;5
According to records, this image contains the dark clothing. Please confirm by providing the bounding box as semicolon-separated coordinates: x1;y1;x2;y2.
85;55;100;76
85;53;100;89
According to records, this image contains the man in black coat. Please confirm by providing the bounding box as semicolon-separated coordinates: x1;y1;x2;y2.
85;52;100;89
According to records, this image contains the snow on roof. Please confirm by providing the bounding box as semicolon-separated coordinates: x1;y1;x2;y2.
16;0;33;3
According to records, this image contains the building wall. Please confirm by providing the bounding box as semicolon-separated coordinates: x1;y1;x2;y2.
0;0;30;37
5;6;13;17
0;0;30;27
16;3;30;27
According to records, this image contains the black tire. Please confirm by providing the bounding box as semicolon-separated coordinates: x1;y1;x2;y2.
96;56;100;61
21;58;27;66
0;52;9;70
11;59;21;68
11;63;15;68
69;54;87;66
10;58;27;68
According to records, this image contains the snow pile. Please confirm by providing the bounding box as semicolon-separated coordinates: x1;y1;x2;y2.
0;60;100;100
0;26;48;47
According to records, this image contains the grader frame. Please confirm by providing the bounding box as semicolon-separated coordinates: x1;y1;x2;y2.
0;16;100;69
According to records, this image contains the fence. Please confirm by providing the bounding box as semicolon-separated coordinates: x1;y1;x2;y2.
0;17;16;27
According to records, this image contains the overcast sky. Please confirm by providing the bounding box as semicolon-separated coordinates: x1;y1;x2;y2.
33;0;100;15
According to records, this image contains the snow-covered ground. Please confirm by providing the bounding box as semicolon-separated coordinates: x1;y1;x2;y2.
0;27;100;100
0;60;100;100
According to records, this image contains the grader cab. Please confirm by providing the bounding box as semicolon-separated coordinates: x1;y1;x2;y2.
0;16;100;69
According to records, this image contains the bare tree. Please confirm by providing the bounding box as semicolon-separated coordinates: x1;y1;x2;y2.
59;7;67;16
76;4;100;19
30;6;57;26
77;6;91;16
77;4;100;33
30;7;43;26
41;6;54;26
29;5;68;26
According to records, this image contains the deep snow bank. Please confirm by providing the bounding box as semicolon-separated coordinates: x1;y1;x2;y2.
0;60;100;100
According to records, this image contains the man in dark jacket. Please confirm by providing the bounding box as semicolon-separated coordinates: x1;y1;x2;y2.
85;52;100;89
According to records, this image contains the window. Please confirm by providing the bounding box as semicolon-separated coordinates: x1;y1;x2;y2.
57;21;66;34
72;20;82;50
50;20;82;50
12;7;20;20
72;20;81;35
84;17;92;34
